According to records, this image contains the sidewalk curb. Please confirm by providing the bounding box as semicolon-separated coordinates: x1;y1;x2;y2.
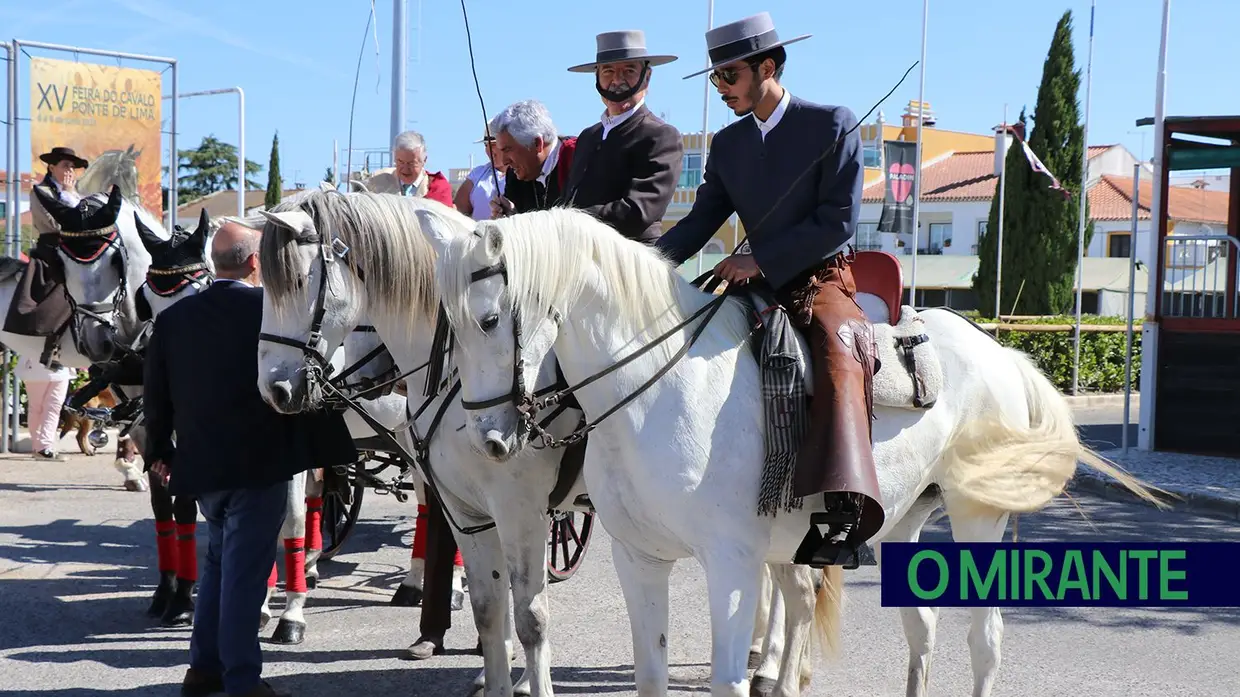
1069;471;1240;521
1064;393;1135;409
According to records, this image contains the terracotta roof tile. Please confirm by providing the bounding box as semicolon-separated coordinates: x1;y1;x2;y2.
1090;175;1230;224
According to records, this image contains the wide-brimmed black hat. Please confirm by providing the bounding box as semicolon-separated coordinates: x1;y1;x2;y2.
568;30;678;73
38;146;89;169
683;12;811;79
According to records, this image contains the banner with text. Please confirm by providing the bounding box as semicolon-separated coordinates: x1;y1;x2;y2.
30;56;164;219
878;140;917;235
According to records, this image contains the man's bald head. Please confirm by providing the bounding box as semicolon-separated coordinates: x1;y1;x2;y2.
211;220;262;283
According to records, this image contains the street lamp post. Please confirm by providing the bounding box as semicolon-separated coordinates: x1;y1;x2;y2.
162;87;246;218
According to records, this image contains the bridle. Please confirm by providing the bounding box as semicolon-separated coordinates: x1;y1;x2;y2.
58;221;134;360
451;247;735;451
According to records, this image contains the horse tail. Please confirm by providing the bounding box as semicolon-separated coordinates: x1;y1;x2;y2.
939;346;1166;516
813;566;844;659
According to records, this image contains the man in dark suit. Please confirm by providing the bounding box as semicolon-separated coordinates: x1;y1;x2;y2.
143;221;356;697
655;12;884;569
490;99;578;216
560;31;685;243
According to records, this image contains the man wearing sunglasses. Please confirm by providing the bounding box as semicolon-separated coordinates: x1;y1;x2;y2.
560;30;685;243
654;12;882;570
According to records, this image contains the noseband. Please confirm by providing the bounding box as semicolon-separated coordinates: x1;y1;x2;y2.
59;222;133;358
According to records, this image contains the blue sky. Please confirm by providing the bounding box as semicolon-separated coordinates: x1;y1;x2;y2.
3;0;1237;191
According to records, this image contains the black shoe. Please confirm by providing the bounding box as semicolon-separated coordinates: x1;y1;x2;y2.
180;667;224;697
404;636;445;660
792;504;877;569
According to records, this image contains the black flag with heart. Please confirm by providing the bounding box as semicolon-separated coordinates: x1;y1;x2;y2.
878;141;918;235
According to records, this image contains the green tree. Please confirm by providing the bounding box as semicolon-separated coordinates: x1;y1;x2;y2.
176;135;262;204
265;132;282;209
323;166;336;186
971;10;1094;316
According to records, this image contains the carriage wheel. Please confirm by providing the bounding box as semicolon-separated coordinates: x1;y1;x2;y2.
319;473;366;561
547;510;594;584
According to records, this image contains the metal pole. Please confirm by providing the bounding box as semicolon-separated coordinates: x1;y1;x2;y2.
1123;163;1141;454
161;88;245;217
169;62;178;231
2;40;13;453
333;138;339;189
1071;0;1096;396
7;39;21;451
909;0;928;306
697;0;713;277
391;0;408;146
1138;0;1171;451
13;40;175;65
995;103;1007;318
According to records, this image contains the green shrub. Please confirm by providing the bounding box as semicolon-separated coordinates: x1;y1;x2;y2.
964;314;1142;394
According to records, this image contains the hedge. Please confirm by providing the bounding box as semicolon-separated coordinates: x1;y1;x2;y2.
963;313;1142;394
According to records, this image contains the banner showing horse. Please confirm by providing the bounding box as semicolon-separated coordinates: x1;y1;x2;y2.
29;56;163;219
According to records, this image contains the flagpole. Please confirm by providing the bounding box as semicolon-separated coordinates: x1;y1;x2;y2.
910;0;928;305
995;103;1007;318
1072;0;1096;396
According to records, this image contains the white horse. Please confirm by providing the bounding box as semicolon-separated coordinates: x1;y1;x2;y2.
252;190;830;697
415;206;1160;697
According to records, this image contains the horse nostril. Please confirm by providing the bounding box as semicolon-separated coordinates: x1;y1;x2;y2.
482;430;509;459
271;381;294;409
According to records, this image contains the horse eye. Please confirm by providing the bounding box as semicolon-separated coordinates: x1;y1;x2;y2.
480;314;500;332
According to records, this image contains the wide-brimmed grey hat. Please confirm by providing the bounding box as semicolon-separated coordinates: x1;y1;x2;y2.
683;12;811;79
567;30;678;73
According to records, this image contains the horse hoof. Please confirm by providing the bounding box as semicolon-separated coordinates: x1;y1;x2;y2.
514;680;532;697
749;675;775;697
271;619;305;645
259;610;273;630
306;574;318;591
450;589;465;611
147;573;176;617
747;650;761;671
390;584;423;607
124;479;147;492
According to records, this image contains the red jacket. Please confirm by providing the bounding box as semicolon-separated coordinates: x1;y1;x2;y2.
425;171;452;207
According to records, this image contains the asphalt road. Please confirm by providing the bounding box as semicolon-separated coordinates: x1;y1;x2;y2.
1;400;1237;697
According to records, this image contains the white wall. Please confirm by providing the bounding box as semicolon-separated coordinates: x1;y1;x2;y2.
1089;146;1152;180
857;200;991;256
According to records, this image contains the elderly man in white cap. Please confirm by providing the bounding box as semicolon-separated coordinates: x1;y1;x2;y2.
656;11;881;570
559;30;684;243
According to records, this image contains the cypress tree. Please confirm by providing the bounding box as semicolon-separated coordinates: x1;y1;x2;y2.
265;131;282;209
971;10;1094;316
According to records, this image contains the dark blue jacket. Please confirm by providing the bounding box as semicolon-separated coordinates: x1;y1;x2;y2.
141;281;357;496
654;95;864;291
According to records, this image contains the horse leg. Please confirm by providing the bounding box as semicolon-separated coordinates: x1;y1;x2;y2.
461;526;517;697
271;471;309;644
305;473;324;590
160;495;199;627
495;507;554;697
750;565;787;696
259;560;277;630
750;563;774;669
392;483;429;607
147;471;178;618
874;493;944;697
701;550;764;697
945;510;1009;697
763;564;819;697
613;540;673;697
116;435;147;492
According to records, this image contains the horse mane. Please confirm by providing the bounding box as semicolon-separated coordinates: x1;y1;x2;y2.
441;207;752;351
260;188;453;324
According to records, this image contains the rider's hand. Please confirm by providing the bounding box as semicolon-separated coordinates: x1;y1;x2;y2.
490;195;516;219
713;254;761;285
150;460;170;488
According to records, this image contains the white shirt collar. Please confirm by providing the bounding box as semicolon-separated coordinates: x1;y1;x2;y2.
601;99;644;140
537;137;562;186
754;88;791;140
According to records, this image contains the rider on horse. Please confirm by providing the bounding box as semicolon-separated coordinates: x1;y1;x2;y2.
654;12;884;569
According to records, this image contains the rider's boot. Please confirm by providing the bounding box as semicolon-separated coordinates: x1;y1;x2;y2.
777;255;885;569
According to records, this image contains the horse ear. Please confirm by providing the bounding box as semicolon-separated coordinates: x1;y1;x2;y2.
412;208;459;259
258;209;314;236
134;212;163;252
32;185;73;223
190;209;211;254
474;221;504;268
99;184;124;222
318;180;335;193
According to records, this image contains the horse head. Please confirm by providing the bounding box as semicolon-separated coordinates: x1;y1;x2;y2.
32;183;155;362
133;208;214;323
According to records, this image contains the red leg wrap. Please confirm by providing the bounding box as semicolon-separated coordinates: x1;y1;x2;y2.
175;523;198;581
155;520;178;573
305;496;323;553
454;548;464;568
411;504;428;560
267;561;278;589
284;538;308;594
